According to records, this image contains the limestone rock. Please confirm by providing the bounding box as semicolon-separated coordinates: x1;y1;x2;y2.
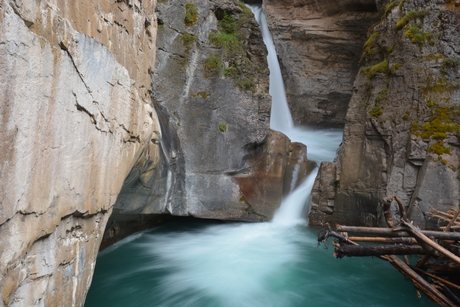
264;0;379;127
310;0;460;229
0;0;158;305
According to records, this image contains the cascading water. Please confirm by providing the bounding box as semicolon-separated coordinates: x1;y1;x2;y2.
85;5;436;307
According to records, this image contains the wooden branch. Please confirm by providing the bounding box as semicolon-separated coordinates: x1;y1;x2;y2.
336;226;460;240
412;267;460;291
445;209;460;232
382;197;395;228
334;243;425;258
348;236;417;244
394;195;407;220
401;220;460;265
383;255;456;307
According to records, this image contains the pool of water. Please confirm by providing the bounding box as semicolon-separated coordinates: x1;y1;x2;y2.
85;219;436;307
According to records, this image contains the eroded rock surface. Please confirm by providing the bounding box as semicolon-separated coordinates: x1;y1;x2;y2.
0;0;158;305
264;0;379;127
310;0;460;229
145;0;313;221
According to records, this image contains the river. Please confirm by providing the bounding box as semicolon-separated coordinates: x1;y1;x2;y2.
84;5;436;307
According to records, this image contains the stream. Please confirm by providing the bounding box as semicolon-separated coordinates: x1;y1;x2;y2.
84;5;436;307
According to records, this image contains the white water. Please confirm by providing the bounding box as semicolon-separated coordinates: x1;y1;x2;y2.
249;4;342;225
85;6;435;307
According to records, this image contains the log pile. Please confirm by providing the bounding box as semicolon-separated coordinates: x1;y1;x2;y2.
317;196;460;307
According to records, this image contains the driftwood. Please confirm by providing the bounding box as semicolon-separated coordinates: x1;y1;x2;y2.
334;242;425;258
318;197;460;307
348;236;417;244
336;226;460;240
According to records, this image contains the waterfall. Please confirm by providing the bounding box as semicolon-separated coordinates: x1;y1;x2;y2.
248;5;341;225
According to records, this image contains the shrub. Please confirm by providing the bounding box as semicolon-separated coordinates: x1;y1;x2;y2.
219;123;228;132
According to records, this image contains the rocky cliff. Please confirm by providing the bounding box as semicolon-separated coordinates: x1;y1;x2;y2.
0;0;158;305
310;0;460;229
1;0;313;305
264;0;379;127
111;0;313;224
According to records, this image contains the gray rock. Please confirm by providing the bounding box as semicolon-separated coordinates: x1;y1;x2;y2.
310;0;460;229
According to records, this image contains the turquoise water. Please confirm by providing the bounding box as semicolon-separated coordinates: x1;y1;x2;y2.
85;219;436;307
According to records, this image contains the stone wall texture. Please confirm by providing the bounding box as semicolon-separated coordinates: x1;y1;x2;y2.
0;0;159;305
310;0;460;229
264;0;379;127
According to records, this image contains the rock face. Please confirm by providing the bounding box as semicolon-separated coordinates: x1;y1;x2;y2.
310;0;460;229
0;0;158;305
117;0;312;222
264;0;379;127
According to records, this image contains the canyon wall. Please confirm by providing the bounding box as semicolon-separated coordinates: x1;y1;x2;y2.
264;0;379;127
310;0;460;229
135;0;313;222
0;0;158;305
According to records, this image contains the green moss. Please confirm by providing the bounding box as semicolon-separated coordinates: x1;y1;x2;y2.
403;24;432;44
420;75;460;94
206;2;259;91
360;60;389;79
396;10;429;30
441;57;459;72
219;123;228;132
390;63;403;73
402;112;410;120
387;44;396;54
398;0;405;9
375;87;389;104
362;32;380;58
384;2;397;19
204;55;222;71
429;142;451;155
181;33;198;49
184;3;198;26
369;105;383;117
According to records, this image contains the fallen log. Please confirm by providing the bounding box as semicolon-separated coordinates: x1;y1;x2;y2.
334;243;425;258
383;255;456;307
348;236;417;244
336;226;460;241
401;220;460;265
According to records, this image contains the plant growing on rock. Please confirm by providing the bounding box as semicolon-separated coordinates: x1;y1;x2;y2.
403;24;433;44
184;3;198;26
219;123;228;132
206;2;259;91
360;60;389;79
396;10;429;30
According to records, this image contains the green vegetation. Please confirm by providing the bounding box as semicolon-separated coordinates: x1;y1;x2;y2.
360;60;389;79
384;2;397;19
403;24;432;44
411;105;460;156
441;57;459;72
369;105;383;117
398;0;406;9
390;63;403;73
362;32;380;58
181;33;198;49
219;123;228;132
396;10;429;30
420;74;460;95
184;3;198;26
387;44;396;54
204;55;222;70
206;2;258;91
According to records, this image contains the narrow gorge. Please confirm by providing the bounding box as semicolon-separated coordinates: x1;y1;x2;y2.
0;0;459;306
